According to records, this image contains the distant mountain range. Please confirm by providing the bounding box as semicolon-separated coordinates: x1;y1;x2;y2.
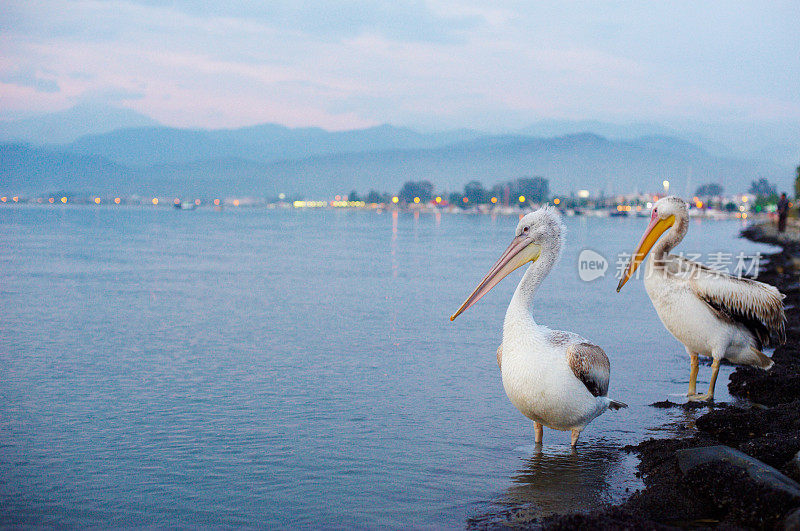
0;105;795;197
0;104;160;145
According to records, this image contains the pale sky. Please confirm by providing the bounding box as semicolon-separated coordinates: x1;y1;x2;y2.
2;1;799;131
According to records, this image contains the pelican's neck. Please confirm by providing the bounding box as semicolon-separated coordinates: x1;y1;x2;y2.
652;212;688;260
506;245;558;323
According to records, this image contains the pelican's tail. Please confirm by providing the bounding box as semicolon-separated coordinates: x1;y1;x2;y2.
607;399;628;410
750;347;774;370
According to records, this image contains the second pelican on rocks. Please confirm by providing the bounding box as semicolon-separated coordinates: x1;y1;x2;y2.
616;196;786;401
450;207;626;446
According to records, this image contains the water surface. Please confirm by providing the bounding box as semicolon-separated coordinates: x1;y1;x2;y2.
0;206;775;527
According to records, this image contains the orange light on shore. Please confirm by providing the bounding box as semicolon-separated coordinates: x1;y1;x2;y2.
151;198;158;205
413;197;420;204
491;197;497;204
213;198;220;206
49;198;55;203
94;197;101;204
233;199;240;206
392;196;399;204
114;197;121;204
462;197;468;203
174;198;181;205
61;197;67;203
195;199;201;205
553;198;560;205
434;196;441;203
518;196;525;203
0;197;6;202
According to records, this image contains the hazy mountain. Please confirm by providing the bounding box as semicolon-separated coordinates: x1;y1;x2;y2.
518;120;679;140
0;104;160;145
0;143;133;194
3;133;788;198
64;123;484;166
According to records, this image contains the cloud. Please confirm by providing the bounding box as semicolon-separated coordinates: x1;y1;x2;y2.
0;67;60;93
0;1;798;130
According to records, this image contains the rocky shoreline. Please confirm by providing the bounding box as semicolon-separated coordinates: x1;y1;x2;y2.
472;221;800;529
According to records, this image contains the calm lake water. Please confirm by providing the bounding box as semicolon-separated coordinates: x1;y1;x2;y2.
0;206;775;528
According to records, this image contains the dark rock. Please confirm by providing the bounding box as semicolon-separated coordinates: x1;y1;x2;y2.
785;506;800;530
684;461;800;528
676;445;800;500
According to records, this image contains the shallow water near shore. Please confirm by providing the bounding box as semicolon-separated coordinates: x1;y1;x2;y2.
0;206;778;527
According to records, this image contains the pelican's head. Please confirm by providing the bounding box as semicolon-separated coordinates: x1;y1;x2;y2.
616;196;687;292
450;206;564;321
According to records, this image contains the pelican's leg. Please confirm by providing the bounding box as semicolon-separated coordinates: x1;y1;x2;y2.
534;421;543;444
687;350;699;397
688;358;721;402
570;428;581;447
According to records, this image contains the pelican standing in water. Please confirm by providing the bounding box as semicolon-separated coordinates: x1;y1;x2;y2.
617;196;785;401
451;207;626;446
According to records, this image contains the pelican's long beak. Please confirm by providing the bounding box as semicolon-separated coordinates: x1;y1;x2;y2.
450;235;541;321
616;214;675;292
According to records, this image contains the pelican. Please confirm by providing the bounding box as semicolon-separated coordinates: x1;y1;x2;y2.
617;196;786;401
450;207;626;446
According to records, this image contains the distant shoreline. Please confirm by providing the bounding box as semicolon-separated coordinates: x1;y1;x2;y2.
0;198;773;222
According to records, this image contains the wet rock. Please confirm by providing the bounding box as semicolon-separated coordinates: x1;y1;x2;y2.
676;445;800;500
649;400;677;408
694;401;800;445
648;399;725;410
684;461;800;528
786;507;800;530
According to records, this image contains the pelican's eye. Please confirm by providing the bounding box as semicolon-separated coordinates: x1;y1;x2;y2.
523;226;529;233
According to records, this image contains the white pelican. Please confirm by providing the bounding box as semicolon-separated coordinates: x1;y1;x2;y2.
617;196;785;401
451;207;627;446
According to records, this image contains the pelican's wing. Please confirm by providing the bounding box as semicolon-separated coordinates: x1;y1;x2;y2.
681;259;786;347
566;342;610;398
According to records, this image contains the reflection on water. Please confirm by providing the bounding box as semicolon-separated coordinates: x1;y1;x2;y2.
467;440;643;526
506;444;619;515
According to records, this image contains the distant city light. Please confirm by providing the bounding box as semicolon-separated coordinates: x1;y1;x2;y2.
518;196;525;203
491;197;498;204
335;195;341;201
12;196;18;202
61;197;67;203
462;197;468;203
0;197;5;202
151;198;158;205
414;197;420;204
94;197;101;204
115;197;121;204
578;189;590;199
195;199;201;205
278;193;286;200
742;196;749;203
553;198;560;205
392;196;399;204
213;199;220;206
233;199;240;206
49;198;55;203
435;196;441;203
174;198;180;205
662;180;670;193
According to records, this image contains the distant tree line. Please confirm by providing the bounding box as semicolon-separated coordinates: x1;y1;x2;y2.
357;176;551;206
